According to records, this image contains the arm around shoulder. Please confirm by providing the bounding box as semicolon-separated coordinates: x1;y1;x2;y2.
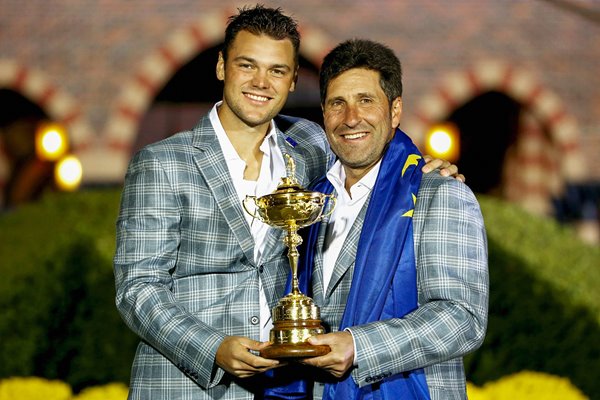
349;175;488;387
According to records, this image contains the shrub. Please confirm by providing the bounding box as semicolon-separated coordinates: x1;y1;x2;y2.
0;188;138;391
1;190;598;397
465;196;600;398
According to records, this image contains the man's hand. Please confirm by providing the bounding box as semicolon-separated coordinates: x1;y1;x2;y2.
422;155;465;182
215;336;279;378
300;331;355;378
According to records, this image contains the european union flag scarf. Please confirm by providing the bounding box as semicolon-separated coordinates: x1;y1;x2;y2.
263;129;430;399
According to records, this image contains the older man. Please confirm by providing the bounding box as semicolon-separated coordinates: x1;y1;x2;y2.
299;39;489;400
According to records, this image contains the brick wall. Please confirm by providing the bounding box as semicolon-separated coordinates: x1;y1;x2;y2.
1;0;599;178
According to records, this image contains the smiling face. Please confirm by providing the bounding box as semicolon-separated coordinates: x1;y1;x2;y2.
322;68;402;185
216;30;297;132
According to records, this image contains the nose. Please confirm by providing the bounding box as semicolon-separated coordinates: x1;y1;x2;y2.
343;104;361;127
251;69;269;89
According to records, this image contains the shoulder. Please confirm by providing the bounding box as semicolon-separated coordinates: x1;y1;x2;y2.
125;128;199;177
275;114;332;175
413;171;486;257
134;129;193;157
274;114;323;132
417;171;478;205
414;171;483;226
274;114;326;145
133;114;212;162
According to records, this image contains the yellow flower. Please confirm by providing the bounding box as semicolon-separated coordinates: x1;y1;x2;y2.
73;382;129;400
468;371;589;400
0;377;72;400
466;381;487;399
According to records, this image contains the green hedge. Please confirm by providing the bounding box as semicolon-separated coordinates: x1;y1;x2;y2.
0;188;138;392
465;196;600;398
0;190;598;397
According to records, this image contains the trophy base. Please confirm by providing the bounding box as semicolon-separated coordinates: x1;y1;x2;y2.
260;343;330;359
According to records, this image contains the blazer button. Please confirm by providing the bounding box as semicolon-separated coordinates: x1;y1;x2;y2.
259;265;264;273
250;316;259;325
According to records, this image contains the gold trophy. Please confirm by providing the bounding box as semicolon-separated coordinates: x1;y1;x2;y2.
243;154;336;359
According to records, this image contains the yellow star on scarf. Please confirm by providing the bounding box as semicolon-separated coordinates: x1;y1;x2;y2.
402;193;417;217
402;154;421;177
401;154;421;217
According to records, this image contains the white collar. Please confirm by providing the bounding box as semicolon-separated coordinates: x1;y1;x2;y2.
326;159;381;200
209;101;279;162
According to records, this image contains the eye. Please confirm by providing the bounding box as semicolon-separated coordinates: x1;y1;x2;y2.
326;100;344;111
271;69;286;76
238;63;254;70
360;97;373;104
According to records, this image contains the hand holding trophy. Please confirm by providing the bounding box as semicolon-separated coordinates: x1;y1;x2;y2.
243;154;336;359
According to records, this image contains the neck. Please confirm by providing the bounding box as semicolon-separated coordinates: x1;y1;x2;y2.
217;107;271;181
230;131;265;181
343;163;377;194
217;103;271;152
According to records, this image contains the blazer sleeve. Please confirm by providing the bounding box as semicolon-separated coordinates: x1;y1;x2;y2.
348;174;489;387
113;147;227;389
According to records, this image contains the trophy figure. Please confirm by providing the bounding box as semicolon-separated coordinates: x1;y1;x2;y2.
243;154;336;359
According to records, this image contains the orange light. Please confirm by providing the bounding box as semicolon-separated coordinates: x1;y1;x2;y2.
35;122;69;161
424;123;460;163
55;155;82;191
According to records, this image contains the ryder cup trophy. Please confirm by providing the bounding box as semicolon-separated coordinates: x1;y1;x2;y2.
243;154;336;359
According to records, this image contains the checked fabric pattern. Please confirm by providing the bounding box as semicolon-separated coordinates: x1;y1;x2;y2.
114;113;331;400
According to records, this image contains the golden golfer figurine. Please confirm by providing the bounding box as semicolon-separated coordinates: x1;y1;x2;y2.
243;154;336;359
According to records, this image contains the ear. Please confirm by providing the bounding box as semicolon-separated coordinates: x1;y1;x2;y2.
391;97;403;129
216;51;225;81
289;67;298;92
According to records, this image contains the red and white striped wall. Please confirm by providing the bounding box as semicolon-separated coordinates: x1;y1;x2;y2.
0;22;586;219
403;59;586;215
94;8;335;183
0;59;95;205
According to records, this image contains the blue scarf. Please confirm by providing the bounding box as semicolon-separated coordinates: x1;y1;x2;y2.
263;129;430;400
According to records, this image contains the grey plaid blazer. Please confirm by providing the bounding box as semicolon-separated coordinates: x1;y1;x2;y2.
114;113;331;399
311;172;489;400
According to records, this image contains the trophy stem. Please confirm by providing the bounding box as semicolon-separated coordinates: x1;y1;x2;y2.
284;224;302;296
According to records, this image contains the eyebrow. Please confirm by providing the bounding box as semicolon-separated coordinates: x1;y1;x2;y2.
232;56;292;71
326;92;374;103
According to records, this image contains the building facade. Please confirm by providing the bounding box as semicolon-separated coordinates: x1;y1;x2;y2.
1;0;599;242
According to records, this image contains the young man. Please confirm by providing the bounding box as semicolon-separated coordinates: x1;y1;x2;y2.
114;6;331;399
114;5;461;399
299;39;489;400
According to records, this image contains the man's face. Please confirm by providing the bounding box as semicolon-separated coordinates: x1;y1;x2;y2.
322;68;402;180
216;30;297;131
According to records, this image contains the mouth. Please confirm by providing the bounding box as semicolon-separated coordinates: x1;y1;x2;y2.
244;92;272;102
341;132;368;140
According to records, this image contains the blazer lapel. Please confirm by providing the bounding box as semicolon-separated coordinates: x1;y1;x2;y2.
324;198;370;299
311;218;329;305
190;116;255;263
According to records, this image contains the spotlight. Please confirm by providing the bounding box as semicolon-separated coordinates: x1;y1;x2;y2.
425;123;460;163
55;155;83;191
35;122;69;161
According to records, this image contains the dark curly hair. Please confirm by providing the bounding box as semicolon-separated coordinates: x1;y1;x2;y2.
222;4;300;66
319;39;403;105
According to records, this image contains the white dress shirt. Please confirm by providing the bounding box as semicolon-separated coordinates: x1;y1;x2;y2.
322;160;381;295
209;103;286;341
